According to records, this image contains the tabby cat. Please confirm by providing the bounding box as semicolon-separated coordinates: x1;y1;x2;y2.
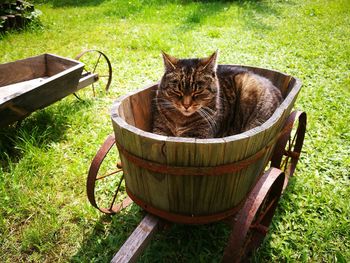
152;51;282;138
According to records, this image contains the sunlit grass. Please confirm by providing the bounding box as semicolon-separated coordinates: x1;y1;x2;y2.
1;0;349;262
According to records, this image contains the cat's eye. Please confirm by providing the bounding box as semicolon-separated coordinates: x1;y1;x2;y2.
196;81;207;88
173;90;183;98
192;90;204;98
169;80;178;85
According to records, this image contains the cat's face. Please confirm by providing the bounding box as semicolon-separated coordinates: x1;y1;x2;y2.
158;51;219;117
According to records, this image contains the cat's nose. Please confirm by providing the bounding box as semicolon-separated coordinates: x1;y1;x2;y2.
183;96;192;110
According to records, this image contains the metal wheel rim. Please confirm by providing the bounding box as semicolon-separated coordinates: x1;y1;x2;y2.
270;111;307;191
222;168;285;263
75;49;113;93
86;134;130;214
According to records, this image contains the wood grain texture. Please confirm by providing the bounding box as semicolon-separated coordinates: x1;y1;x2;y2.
110;214;160;263
0;54;84;127
76;73;98;90
193;138;226;214
166;137;196;214
0;54;46;87
111;65;302;220
130;85;157;132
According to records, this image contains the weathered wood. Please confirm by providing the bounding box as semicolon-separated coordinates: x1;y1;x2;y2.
110;65;302;223
120;96;136;126
76;73;98;90
0;54;45;87
166;137;196;214
110;214;161;263
0;77;47;103
138;131;169;211
0;54;84;127
129;85;157;132
119;86;169;210
46;53;80;77
193;138;227;214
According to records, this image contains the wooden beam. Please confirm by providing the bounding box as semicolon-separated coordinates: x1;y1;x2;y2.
76;73;98;90
110;214;161;263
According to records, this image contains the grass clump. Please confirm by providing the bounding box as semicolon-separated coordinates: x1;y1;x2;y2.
1;0;350;262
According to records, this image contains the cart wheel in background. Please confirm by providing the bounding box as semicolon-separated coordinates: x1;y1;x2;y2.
75;49;113;97
271;111;307;191
222;168;285;263
87;134;132;214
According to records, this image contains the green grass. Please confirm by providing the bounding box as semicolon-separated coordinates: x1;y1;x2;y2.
1;0;349;262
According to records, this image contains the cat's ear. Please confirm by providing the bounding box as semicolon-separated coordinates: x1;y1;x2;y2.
162;51;178;71
200;50;218;71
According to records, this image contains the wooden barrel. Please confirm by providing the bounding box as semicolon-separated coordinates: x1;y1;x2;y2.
111;65;302;224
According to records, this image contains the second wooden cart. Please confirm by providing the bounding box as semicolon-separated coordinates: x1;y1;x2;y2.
87;65;307;262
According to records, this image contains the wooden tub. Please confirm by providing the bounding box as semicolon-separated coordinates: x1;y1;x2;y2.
111;66;302;224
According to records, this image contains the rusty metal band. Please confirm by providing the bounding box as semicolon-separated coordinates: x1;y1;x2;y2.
270;111;307;169
115;136;279;177
87;135;118;214
126;187;245;225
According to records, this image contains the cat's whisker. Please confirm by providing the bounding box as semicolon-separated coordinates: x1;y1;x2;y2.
203;106;216;114
152;55;282;138
198;108;217;132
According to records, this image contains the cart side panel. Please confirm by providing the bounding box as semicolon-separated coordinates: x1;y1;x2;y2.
45;54;81;77
0;54;46;86
0;56;84;127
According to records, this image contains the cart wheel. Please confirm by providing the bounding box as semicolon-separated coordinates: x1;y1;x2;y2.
75;49;113;96
87;134;132;214
222;168;285;263
271;111;307;191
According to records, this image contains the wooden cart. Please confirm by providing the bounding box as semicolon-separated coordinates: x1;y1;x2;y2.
87;65;307;262
0;50;112;128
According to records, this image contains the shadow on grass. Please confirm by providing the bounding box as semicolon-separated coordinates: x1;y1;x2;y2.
250;176;299;262
139;221;230;262
0;98;93;170
70;204;144;263
70;203;232;262
180;0;279;31
101;0;278;32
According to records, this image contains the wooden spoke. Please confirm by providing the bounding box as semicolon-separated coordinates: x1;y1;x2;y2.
92;83;96;97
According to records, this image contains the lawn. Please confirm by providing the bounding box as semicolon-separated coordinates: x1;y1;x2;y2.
0;0;349;262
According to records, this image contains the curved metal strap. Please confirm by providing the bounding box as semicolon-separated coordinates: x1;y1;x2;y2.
126;187;244;225
115;135;279;177
86;134;116;212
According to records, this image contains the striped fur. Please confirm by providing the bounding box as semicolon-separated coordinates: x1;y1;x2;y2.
152;51;282;138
